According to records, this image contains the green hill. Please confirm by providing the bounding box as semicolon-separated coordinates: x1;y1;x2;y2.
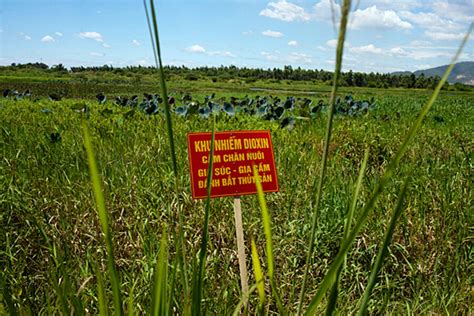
394;61;474;85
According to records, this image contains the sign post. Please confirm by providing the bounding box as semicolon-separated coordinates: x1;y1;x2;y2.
233;196;248;302
187;130;279;302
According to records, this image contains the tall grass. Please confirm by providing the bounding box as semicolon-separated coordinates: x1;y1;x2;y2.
357;176;410;314
325;147;369;315
248;5;473;316
143;0;178;179
151;226;169;315
305;22;472;315
144;0;189;311
253;165;286;315
250;238;265;315
297;0;352;313
1;0;472;314
191;116;216;315
82;120;123;315
0;273;17;316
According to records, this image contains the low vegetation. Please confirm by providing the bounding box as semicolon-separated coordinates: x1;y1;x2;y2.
1;84;472;314
1;0;472;314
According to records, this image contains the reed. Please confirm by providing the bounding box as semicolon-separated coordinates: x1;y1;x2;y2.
82;120;123;315
297;0;352;314
144;0;189;311
191;116;216;315
357;177;410;315
325;148;369;315
251;238;265;316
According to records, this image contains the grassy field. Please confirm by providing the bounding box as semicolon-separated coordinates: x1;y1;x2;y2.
1;79;473;314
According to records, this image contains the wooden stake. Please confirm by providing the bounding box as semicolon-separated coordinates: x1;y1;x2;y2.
233;196;249;304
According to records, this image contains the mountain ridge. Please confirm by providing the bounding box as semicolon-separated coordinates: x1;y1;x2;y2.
392;61;474;85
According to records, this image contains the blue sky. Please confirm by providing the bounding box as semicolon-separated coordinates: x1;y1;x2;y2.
1;0;473;73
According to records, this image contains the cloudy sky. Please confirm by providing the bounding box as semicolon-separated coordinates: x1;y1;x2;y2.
1;0;473;73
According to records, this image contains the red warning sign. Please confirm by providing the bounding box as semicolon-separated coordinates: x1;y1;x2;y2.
187;130;279;199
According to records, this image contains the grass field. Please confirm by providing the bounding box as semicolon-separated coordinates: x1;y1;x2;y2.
1;81;472;313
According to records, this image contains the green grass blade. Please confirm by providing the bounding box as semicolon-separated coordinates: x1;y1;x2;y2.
191;115;216;315
253;165;274;280
304;24;473;315
0;273;18;316
127;280;137;316
232;283;258;316
82;121;109;238
82;121;123;316
297;1;352;314
144;2;189;309
144;0;177;179
95;263;108;316
346;148;370;242
33;221;70;314
325;148;369;315
253;166;287;315
251;238;265;315
270;279;287;316
151;227;169;316
167;255;179;315
357;177;410;315
324;270;339;316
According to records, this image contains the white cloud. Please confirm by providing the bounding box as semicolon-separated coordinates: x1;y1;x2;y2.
350;44;383;54
79;31;104;42
186;44;206;53
408;40;432;47
90;52;105;57
402;41;455;50
132;39;141;46
260;0;310;22
208;51;236;57
326;39;338;48
313;0;341;22
432;1;474;23
325;59;335;65
459;52;472;60
102;43;111;48
351;6;412;30
425;31;465;41
342;42;456;62
41;35;55;43
410;50;453;60
261;51;313;64
242;30;254;35
414;64;432;70
55;32;63;37
262;30;284;38
363;0;423;11
288;40;298;46
317;45;327;51
389;46;452;60
261;51;279;61
135;59;149;66
399;11;462;33
20;33;31;40
389;47;408;55
288;52;312;64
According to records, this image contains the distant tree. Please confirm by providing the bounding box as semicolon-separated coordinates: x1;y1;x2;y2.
345;70;354;86
51;63;67;72
415;73;426;88
409;73;416;88
354;72;366;87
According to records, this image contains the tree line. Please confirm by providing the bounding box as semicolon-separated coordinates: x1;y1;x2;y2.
3;62;472;91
